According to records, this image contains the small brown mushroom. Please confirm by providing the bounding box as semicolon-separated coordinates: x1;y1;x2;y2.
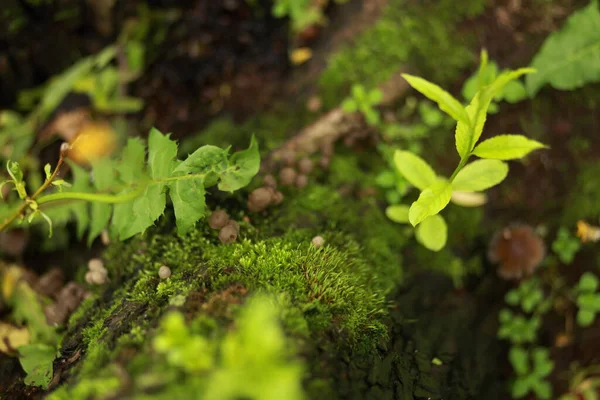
36;267;65;298
298;158;314;175
312;236;325;248
158;266;171;280
295;174;309;189
219;224;238;244
88;258;105;272
488;224;546;280
248;187;273;212
208;210;230;229
272;191;284;205
279;167;297;186
226;220;240;233
263;174;277;188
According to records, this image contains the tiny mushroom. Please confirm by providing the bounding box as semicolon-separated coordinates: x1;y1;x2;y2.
219;224;238;244
312;236;325;248
298;157;314;175
248;187;273;212
88;258;105;272
158;266;172;280
295;174;309;189
279;167;297;187
208;210;230;229
488;224;546;280
263;174;277;188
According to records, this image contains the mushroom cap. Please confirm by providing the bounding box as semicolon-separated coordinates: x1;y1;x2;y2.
158;266;172;279
312;236;325;248
279;167;297;187
295;174;309;189
219;224;238;244
208;210;230;229
248;187;273;211
298;158;314;175
488;225;546;280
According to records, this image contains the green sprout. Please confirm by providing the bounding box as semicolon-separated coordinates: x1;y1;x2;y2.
341;84;384;126
498;309;541;344
384;52;547;251
575;272;600;327
509;346;554;399
552;227;581;264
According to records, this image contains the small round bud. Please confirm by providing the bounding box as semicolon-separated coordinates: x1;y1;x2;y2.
219;224;238;244
298;158;314;174
226;220;240;233
295;174;309;189
208;210;230;229
272;191;284;205
248;187;273;212
85;270;106;285
60;142;70;157
279;167;297;186
158;266;171;279
88;258;105;272
312;236;325;248
263;174;277;188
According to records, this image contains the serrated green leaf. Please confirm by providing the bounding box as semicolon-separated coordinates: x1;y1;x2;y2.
452;159;508;192
174;145;228;176
148;127;177;179
169;179;206;235
408;179;452;227
402;74;470;125
18;343;56;389
526;0;600;96
88;159;116;245
393;150;437;191
218;136;260;192
68;163;90;240
473;134;547;160
115;184;166;240
415;214;447;251
118;138;146;184
385;205;410;223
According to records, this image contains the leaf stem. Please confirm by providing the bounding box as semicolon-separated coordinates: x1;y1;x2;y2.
0;155;65;232
449;154;470;181
37;187;144;205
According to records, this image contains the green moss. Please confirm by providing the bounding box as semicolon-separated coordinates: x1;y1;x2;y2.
318;0;486;107
562;161;600;225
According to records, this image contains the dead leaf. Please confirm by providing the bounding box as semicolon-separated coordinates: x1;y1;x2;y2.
0;321;30;354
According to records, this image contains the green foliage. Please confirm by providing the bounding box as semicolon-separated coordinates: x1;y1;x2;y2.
498;309;541;344
272;0;322;32
575;272;600;327
552;227;581;264
509;346;554;399
526;0;600;96
153;312;214;372
462;59;528;111
384;59;546;251
341;84;383;126
18;344;57;388
0;129;260;241
414;214;447;252
504;278;550;314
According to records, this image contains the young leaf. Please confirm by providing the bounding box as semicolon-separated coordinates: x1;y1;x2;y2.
402;74;470;125
117;138;146;184
452;159;509;192
473;134;547;160
526;0;600;96
455;93;487;158
393;150;437;191
68;162;90;240
174;145;228;176
88;159;116;245
218;135;260;192
385;205;410;223
18;343;56;389
415;214;447;251
148;127;177;179
408;179;452;227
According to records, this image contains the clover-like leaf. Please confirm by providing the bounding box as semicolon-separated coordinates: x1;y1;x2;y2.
385;205;410;224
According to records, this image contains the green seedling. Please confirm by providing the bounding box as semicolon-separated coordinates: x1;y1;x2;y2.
385;52;547;251
509;346;554;399
552;227;581;264
341;84;384;126
0;128;260;243
498;309;541;344
504;278;552;314
575;272;600;327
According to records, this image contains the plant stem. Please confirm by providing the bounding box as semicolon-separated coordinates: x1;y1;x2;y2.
37;187;144;205
449;154;470;181
0;155;65;232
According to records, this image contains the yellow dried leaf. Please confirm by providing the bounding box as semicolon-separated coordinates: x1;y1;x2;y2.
68;120;118;165
450;191;488;207
290;48;313;65
0;322;30;354
2;265;23;300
